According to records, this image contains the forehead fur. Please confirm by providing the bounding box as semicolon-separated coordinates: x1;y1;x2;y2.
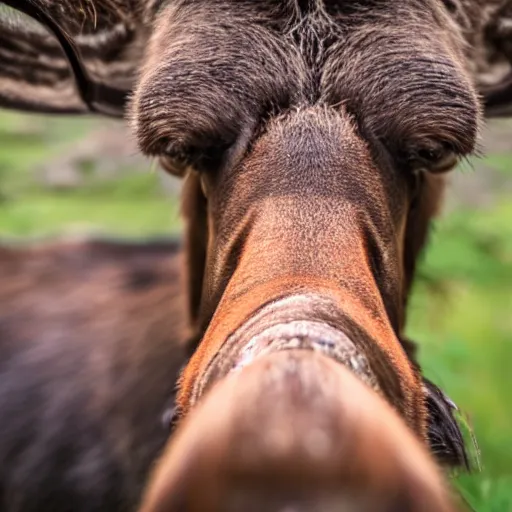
131;0;480;161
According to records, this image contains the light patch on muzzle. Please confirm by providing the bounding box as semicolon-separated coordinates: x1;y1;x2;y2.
193;294;383;405
231;320;380;395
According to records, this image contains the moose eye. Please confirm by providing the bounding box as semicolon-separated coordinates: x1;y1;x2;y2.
161;143;231;176
159;152;189;178
406;141;459;174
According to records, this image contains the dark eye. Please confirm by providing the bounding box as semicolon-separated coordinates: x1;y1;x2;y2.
159;153;189;178
160;143;231;177
406;141;459;174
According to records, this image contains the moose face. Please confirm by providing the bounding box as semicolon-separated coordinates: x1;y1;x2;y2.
131;0;479;424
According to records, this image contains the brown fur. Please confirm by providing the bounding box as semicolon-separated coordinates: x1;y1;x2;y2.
0;0;502;510
3;0;512;114
128;3;481;509
157;104;469;510
0;237;188;512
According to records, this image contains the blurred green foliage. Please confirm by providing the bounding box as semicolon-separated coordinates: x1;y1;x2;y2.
0;111;510;510
408;206;512;510
0;111;181;237
408;153;512;510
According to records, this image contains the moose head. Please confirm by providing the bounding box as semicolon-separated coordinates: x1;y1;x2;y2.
2;1;510;510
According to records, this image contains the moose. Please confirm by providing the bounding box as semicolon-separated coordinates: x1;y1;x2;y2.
1;0;512;510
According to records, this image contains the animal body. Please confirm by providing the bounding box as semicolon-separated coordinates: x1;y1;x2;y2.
0;238;188;511
2;1;511;510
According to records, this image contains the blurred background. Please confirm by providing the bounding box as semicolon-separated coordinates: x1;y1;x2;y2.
0;110;510;511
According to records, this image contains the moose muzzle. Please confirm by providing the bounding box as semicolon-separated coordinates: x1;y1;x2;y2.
139;108;459;511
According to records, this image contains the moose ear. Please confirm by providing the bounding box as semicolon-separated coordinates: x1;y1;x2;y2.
0;0;150;117
476;2;512;118
482;74;512;118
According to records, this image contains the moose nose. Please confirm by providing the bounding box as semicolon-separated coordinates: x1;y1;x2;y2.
139;351;458;512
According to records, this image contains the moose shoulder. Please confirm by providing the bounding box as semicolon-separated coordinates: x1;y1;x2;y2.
0;238;188;512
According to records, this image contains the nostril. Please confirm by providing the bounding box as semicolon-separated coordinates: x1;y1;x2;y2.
161;405;179;433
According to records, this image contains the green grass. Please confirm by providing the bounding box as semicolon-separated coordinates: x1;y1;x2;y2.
0;111;182;236
0;111;511;510
0;193;181;237
0;172;182;237
407;189;512;509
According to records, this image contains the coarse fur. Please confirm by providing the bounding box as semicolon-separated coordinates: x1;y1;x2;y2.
127;0;480;421
0;237;188;512
0;0;506;510
130;3;480;509
3;0;512;114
